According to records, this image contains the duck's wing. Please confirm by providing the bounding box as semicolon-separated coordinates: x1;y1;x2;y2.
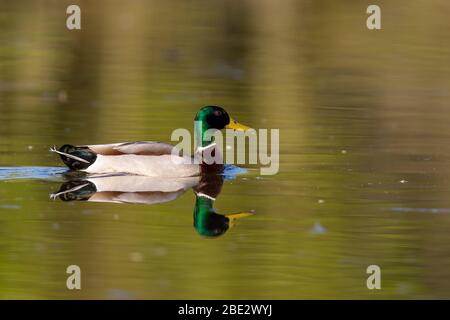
81;141;180;156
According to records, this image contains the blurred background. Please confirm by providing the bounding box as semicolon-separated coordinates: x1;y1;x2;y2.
1;0;450;299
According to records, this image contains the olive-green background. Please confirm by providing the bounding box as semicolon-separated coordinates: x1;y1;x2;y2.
1;0;450;299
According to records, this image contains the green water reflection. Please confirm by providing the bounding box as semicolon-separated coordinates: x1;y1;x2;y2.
1;0;450;299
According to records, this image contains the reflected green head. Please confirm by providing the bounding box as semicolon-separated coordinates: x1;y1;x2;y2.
193;196;229;238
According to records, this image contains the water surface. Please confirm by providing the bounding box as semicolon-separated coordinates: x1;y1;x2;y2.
1;1;450;299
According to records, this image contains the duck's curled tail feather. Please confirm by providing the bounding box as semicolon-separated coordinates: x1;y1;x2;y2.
50;144;97;170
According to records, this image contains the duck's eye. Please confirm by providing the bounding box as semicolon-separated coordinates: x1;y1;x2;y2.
213;110;222;117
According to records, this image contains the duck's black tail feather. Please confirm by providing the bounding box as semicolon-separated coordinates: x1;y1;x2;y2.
50;144;97;170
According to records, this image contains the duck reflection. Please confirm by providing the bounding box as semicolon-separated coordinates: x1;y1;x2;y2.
51;174;200;204
51;172;253;237
192;173;253;237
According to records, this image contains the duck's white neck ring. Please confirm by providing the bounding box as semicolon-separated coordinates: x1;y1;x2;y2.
196;192;216;201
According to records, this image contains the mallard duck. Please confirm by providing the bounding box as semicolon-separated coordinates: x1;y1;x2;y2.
50;106;251;177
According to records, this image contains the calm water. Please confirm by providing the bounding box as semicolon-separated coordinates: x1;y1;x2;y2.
1;1;450;299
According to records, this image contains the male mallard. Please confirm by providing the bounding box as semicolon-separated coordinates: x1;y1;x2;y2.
50;106;251;177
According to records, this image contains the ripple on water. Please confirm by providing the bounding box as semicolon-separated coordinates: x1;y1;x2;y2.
0;204;21;209
223;164;247;180
0;167;66;181
388;207;450;214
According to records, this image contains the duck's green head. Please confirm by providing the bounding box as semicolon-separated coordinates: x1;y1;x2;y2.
194;195;253;238
195;106;252;131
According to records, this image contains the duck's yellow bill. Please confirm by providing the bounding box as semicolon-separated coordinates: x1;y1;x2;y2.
225;212;254;227
226;118;253;131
